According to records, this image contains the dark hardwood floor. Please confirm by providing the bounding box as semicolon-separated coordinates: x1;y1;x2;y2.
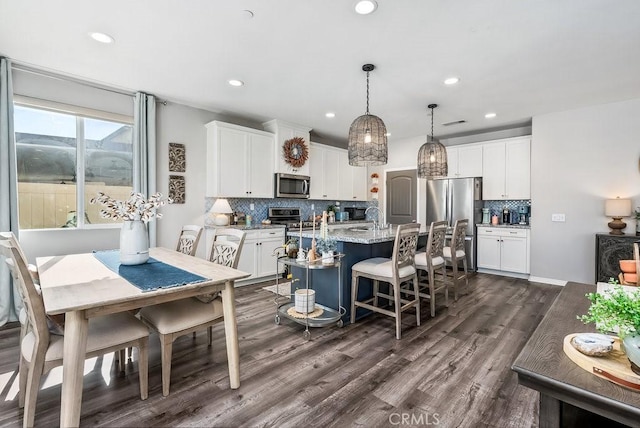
0;273;560;427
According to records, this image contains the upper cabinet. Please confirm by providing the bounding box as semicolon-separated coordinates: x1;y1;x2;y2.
309;143;340;200
447;144;483;178
337;150;368;201
206;121;275;198
263;119;312;176
309;143;368;201
481;136;531;200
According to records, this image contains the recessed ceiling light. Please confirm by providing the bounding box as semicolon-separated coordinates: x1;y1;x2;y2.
355;0;378;15
444;77;460;85
325;112;336;118
228;79;244;87
485;112;497;119
89;32;114;44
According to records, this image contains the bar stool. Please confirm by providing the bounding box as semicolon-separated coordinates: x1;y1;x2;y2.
350;223;421;340
414;221;448;317
444;219;469;300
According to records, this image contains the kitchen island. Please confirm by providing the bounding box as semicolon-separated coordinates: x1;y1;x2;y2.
286;223;428;322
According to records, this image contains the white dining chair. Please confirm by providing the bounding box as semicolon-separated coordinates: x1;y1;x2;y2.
1;239;150;428
139;228;246;396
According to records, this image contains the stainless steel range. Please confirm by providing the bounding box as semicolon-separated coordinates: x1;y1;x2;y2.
267;207;317;230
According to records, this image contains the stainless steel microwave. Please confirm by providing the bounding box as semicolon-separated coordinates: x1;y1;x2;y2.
274;173;310;199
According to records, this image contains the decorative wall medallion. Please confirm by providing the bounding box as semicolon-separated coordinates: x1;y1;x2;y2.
169;175;185;204
283;137;309;168
169;143;186;172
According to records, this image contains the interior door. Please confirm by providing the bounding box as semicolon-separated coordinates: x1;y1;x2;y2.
386;169;417;225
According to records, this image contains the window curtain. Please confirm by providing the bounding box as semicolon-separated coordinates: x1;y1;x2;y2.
0;57;22;326
133;92;157;246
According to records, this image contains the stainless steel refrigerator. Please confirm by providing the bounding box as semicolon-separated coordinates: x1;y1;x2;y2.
425;177;482;270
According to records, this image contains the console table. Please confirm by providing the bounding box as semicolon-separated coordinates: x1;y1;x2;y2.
512;282;640;427
595;233;640;283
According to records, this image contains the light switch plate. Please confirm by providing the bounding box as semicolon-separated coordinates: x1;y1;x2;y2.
551;213;565;222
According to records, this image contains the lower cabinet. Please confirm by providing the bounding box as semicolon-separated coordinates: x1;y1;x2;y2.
206;228;285;284
477;227;530;274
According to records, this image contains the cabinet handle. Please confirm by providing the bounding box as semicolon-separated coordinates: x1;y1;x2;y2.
497;239;500;242
509;231;517;234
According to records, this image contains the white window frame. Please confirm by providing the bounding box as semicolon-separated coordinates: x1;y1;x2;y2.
14;95;135;230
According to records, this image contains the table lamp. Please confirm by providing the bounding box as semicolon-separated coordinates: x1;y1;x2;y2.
210;198;233;226
605;197;631;235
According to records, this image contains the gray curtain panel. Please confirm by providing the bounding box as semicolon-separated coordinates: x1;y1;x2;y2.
0;57;22;326
134;92;157;246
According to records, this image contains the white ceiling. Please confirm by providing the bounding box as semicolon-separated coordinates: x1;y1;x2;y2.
1;0;639;145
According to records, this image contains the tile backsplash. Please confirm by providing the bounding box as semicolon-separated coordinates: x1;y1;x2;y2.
205;197;375;227
483;200;531;223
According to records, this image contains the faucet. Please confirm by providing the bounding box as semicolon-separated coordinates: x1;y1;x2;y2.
365;206;385;230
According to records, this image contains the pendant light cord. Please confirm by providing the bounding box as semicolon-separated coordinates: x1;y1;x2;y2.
430;105;434;141
365;71;370;115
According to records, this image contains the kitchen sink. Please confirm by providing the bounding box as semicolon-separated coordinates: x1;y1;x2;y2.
348;226;374;232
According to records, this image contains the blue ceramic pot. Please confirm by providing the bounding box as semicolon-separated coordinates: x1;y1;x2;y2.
622;334;640;375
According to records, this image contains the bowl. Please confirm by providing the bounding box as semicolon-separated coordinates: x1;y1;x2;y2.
619;260;636;273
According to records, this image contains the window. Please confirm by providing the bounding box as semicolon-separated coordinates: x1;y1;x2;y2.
14;101;134;229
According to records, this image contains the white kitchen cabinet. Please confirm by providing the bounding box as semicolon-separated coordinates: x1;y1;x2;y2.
337;150;368;201
309;142;340;200
447;144;483;178
477;227;529;274
206;121;275;198
263;119;312;176
206;228;285;284
481;136;530;200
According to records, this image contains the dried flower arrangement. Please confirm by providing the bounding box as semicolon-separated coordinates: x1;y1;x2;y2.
90;192;172;223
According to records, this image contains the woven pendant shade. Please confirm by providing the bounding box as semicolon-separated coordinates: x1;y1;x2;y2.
348;64;388;166
417;104;448;179
348;113;388;166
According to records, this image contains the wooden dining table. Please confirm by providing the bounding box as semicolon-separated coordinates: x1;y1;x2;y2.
36;247;251;427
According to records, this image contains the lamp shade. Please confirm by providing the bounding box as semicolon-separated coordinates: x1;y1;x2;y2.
605;198;631;217
417;136;448;179
348;113;388;166
210;198;233;226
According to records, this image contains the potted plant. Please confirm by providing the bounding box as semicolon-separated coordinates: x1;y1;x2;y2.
634;207;640;235
578;285;640;375
315;237;337;264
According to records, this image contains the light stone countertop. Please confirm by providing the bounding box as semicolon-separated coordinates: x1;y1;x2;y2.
476;223;531;229
287;223;429;244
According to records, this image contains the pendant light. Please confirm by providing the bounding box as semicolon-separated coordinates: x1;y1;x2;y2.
348;64;388;166
417;104;448;178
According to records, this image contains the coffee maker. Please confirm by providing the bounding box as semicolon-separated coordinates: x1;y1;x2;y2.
518;206;530;225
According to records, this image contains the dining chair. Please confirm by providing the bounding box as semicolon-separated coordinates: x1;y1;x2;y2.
444;219;469;300
139;228;246;396
413;220;449;317
1;240;149;428
176;224;203;256
350;223;421;340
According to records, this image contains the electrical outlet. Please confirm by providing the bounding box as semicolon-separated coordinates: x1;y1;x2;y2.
551;213;565;222
311;203;315;210
250;203;254;211
335;201;340;206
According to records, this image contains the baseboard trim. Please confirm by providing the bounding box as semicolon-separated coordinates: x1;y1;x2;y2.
477;268;529;280
528;276;567;286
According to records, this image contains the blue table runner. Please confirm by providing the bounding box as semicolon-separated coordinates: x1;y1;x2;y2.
93;250;208;292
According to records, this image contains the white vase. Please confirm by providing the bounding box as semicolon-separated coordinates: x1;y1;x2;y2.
120;220;149;265
322;250;334;265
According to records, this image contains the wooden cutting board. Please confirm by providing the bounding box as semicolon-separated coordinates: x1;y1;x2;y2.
563;333;640;391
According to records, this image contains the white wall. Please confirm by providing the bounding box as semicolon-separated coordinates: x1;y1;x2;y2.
154;102;216;259
530;98;640;284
